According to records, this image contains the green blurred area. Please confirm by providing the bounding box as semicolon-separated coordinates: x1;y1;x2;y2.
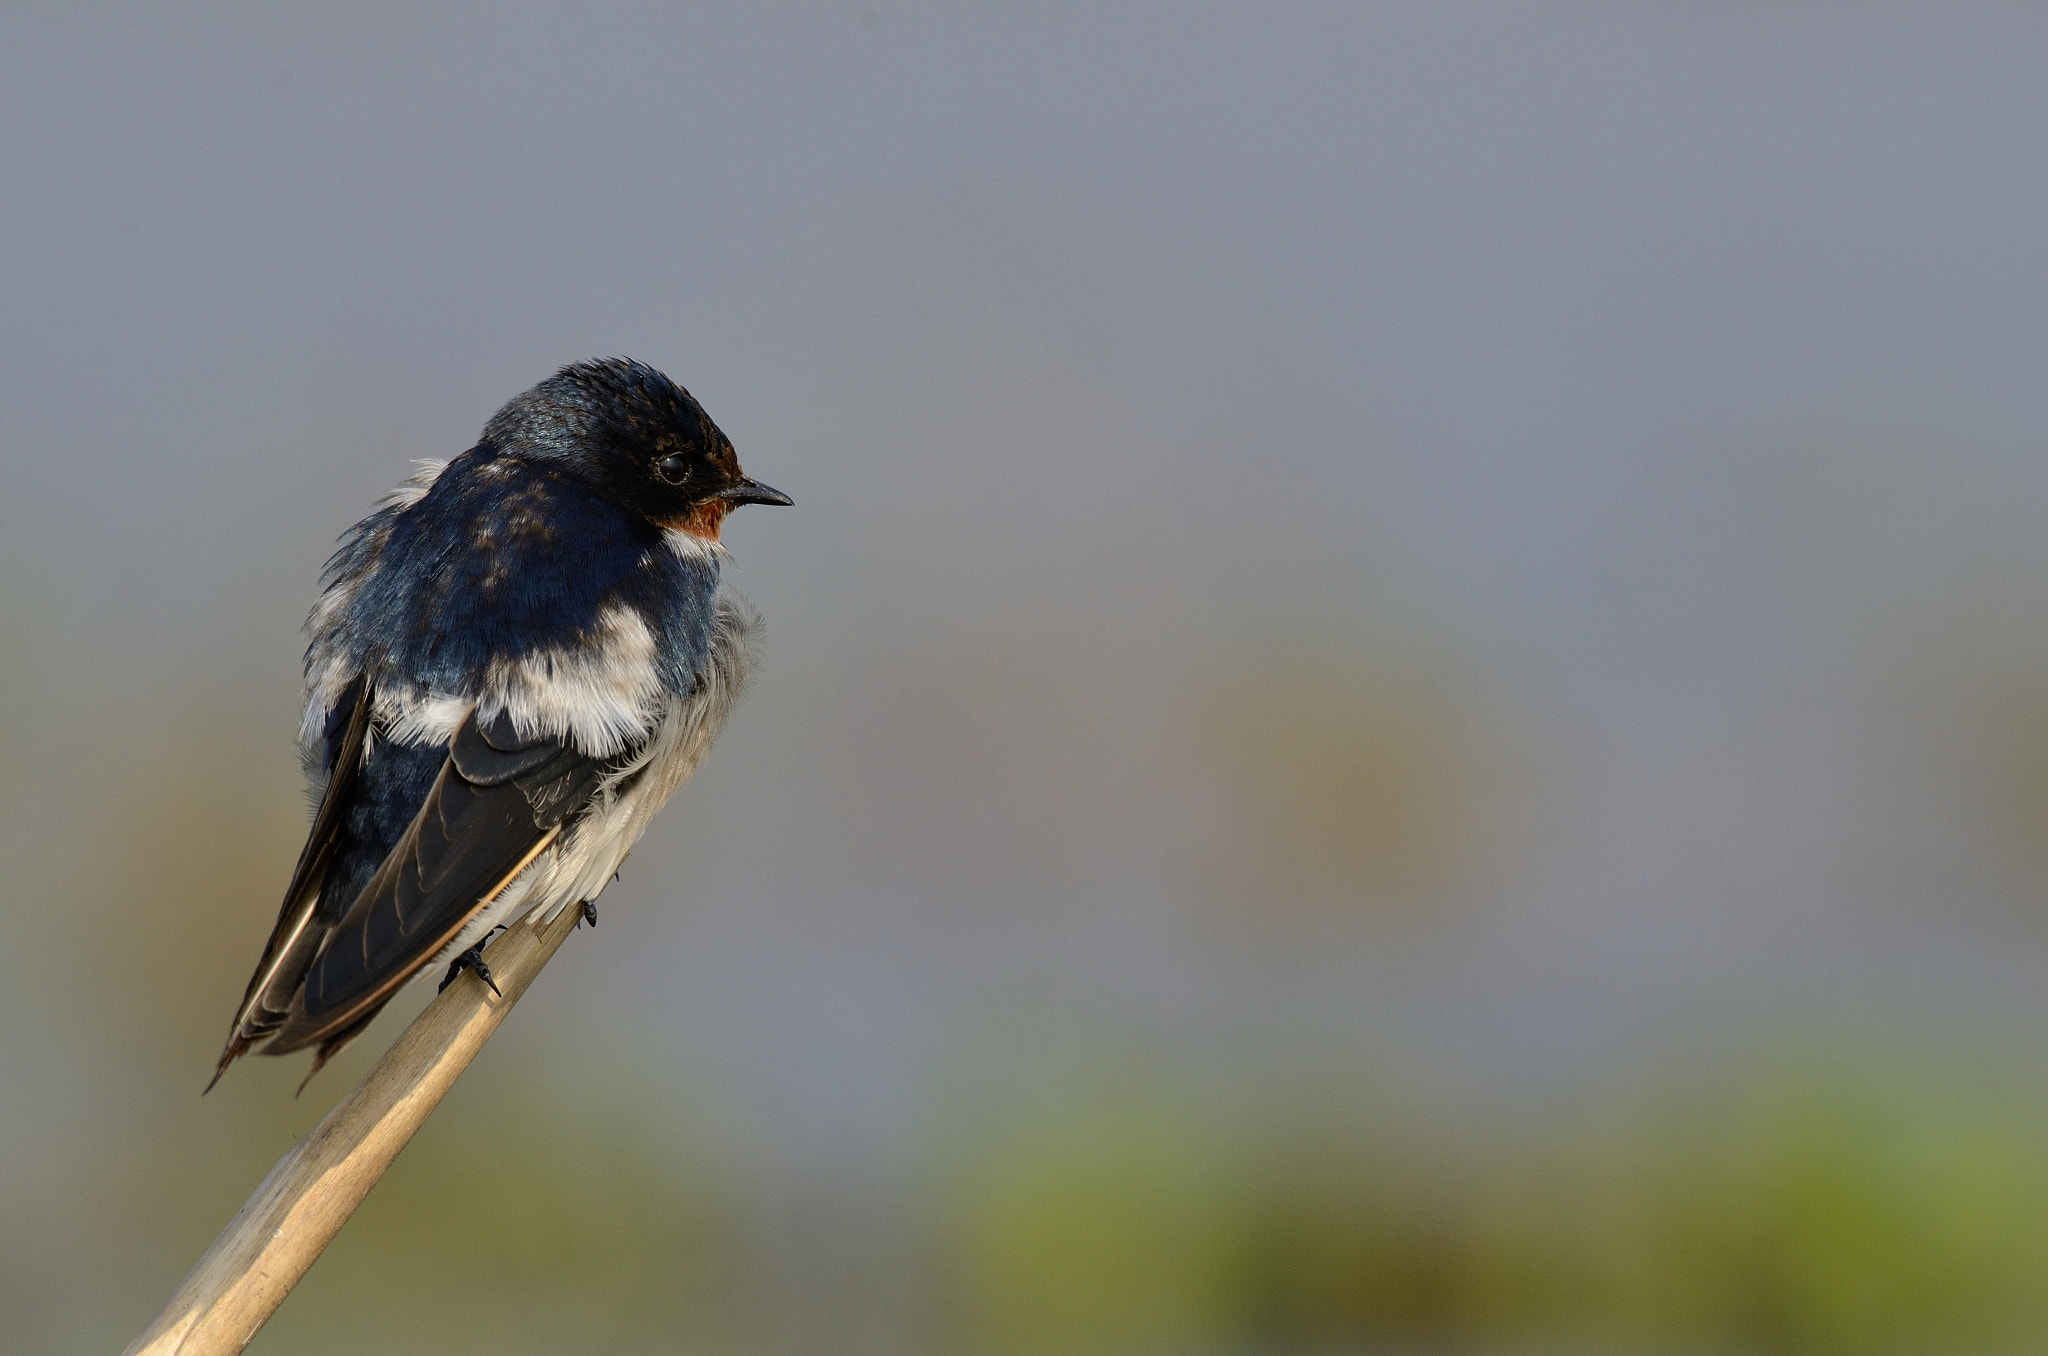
925;1035;2048;1356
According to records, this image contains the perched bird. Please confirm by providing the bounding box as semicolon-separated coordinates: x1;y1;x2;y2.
210;358;790;1089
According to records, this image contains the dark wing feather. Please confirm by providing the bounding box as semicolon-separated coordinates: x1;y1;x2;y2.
209;677;373;1088
258;710;613;1058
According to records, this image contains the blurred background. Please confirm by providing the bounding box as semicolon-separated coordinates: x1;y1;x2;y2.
8;5;2048;1353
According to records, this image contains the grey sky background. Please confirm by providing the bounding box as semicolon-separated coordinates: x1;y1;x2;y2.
9;6;2048;1351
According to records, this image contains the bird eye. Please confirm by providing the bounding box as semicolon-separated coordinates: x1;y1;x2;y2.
655;453;689;484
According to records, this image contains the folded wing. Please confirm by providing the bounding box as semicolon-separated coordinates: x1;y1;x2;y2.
213;693;619;1084
209;677;374;1087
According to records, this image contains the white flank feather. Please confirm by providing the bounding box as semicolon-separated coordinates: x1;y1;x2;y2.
425;586;762;966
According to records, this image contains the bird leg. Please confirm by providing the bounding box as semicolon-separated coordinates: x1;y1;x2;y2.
439;943;502;997
579;900;598;929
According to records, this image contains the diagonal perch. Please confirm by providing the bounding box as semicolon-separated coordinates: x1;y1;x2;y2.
125;901;588;1356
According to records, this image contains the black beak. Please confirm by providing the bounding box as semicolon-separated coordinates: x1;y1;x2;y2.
718;477;794;508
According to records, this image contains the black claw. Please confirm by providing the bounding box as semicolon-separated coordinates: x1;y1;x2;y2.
580;900;598;929
438;943;502;997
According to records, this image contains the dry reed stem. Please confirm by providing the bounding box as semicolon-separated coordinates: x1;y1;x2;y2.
124;901;585;1356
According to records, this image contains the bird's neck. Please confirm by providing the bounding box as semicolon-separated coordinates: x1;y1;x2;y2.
663;500;729;542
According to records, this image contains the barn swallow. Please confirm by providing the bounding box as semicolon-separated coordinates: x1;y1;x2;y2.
209;358;790;1090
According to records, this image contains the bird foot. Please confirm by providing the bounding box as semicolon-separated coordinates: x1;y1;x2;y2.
439;942;502;997
579;900;598;929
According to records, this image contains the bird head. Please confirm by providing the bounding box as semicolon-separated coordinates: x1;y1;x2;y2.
481;357;792;539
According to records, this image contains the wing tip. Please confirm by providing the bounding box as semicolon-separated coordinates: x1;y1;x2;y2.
203;1038;249;1095
286;1009;381;1096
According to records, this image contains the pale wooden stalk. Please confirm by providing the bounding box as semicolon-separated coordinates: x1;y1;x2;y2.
125;902;587;1356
